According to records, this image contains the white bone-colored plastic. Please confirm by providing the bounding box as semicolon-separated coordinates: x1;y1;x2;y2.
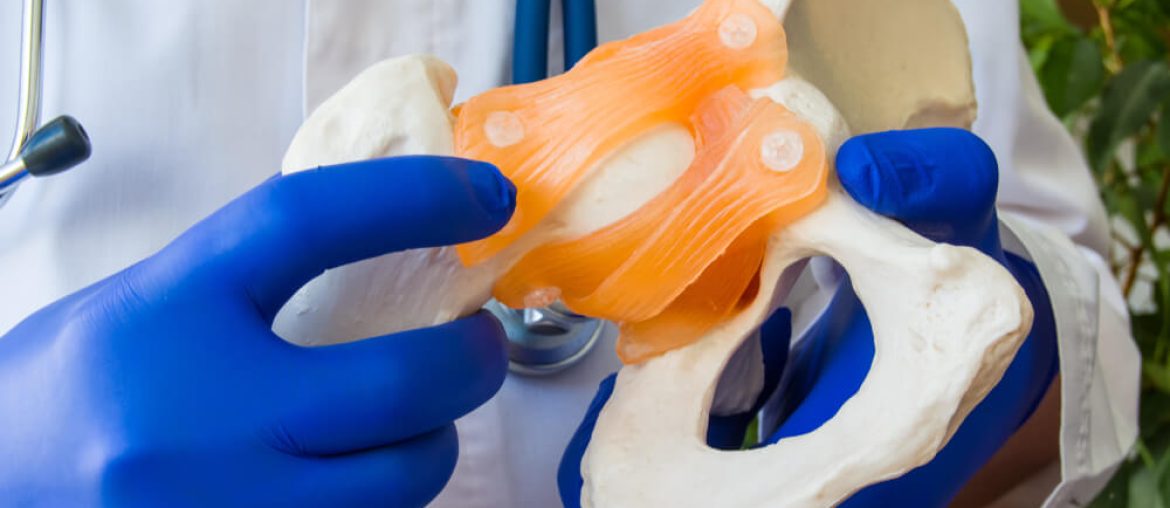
581;190;1031;507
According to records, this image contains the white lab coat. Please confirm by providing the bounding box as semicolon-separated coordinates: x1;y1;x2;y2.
0;1;1139;507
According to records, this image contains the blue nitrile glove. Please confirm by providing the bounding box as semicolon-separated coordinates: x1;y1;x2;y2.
558;128;1057;507
0;156;516;508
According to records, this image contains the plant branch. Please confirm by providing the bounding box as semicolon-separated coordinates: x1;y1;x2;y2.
1095;3;1124;73
1123;247;1145;296
1113;230;1138;250
1124;166;1170;296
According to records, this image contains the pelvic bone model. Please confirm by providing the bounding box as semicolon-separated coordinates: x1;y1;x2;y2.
273;0;1034;506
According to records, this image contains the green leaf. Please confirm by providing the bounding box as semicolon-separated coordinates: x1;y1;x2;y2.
1029;34;1060;72
1041;36;1108;117
1138;138;1168;167
1129;466;1168;508
1136;173;1160;209
740;417;759;450
1148;363;1170;393
1157;446;1170;503
1021;0;1078;35
1135;312;1165;352
1158;101;1170;159
1141;391;1170;436
1116;189;1153;248
1158;257;1170;344
1157;0;1170;18
1088;60;1170;172
1139;117;1170;165
1113;5;1170;61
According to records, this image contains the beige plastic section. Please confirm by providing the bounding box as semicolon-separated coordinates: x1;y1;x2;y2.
581;191;1032;507
783;0;977;133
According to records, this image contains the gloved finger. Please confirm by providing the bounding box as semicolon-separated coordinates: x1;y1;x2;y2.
835;128;1001;254
558;374;617;508
272;311;507;456
289;425;459;508
162;156;515;320
707;411;757;450
764;281;871;444
758;308;794;398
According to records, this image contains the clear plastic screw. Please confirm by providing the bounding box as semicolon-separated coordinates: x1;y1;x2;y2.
524;287;562;309
761;130;803;173
485;111;525;148
719;13;758;50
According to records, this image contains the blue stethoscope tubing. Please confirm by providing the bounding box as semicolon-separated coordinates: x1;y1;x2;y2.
513;0;598;84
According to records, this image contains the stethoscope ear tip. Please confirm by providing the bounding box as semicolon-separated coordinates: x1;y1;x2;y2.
21;115;91;177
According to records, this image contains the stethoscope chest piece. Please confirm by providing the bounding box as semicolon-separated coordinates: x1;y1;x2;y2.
487;300;606;376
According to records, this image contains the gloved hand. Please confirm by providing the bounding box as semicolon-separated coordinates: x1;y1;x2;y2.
0;157;516;508
558;128;1058;507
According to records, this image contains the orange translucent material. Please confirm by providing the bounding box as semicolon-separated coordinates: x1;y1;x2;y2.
494;88;828;362
453;0;787;264
616;221;767;363
453;0;831;363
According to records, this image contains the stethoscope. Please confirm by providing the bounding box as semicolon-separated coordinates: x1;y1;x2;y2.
490;0;607;376
0;0;91;207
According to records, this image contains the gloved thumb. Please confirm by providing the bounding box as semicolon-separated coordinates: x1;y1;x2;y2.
835;128;1001;256
156;156;515;320
559;374;617;508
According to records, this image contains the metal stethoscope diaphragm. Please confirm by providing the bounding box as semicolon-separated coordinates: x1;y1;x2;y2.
0;0;91;207
486;300;607;376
